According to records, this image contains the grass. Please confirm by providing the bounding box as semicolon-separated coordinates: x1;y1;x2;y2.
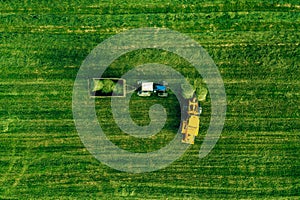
0;0;299;199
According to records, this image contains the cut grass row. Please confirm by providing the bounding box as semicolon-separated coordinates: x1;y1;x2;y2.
1;14;299;35
1;0;299;15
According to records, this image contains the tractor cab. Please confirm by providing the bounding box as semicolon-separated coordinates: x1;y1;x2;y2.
154;84;168;97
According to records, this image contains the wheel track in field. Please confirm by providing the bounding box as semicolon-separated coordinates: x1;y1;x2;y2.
0;142;17;196
11;156;36;188
0;117;23;189
0;144;37;197
11;154;45;190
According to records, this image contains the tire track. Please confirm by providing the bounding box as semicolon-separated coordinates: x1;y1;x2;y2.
0;142;17;195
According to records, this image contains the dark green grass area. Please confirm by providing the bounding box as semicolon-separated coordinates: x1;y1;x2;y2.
0;0;299;199
96;93;181;153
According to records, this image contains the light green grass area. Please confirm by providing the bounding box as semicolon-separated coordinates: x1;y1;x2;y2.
0;0;299;199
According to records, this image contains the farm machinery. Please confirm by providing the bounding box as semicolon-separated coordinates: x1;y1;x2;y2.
181;97;201;144
90;78;201;144
136;81;168;97
89;79;168;97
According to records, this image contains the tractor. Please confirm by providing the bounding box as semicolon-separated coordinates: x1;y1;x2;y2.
137;81;168;97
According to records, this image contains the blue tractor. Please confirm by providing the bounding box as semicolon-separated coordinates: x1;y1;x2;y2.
137;81;168;97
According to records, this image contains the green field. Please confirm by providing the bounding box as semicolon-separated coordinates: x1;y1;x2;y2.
0;0;299;199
